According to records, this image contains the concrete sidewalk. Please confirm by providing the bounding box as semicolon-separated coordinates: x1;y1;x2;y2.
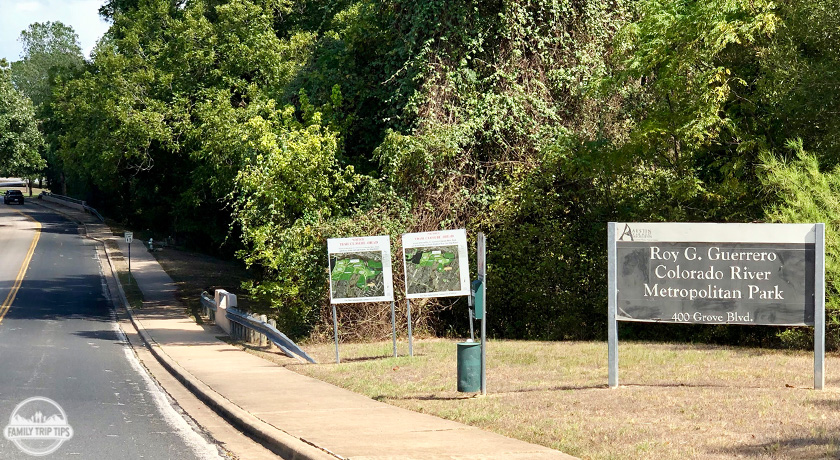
33;199;576;460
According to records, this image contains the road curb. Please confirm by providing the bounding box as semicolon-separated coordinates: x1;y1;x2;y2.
31;200;337;460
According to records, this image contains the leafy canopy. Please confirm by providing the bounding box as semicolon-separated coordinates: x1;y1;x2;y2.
0;60;45;176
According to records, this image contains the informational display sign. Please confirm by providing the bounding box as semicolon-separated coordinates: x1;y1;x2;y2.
402;229;470;299
612;223;818;326
327;236;394;304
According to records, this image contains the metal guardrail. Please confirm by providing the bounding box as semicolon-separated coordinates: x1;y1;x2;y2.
41;191;84;205
226;308;317;364
199;291;316;364
84;205;105;222
40;192;105;222
200;291;216;322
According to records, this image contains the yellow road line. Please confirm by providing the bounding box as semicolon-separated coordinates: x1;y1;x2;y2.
0;210;41;323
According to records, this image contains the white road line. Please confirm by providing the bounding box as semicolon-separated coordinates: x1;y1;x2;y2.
97;252;224;460
110;313;224;460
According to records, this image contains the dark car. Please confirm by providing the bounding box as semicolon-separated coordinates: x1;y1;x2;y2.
4;190;24;205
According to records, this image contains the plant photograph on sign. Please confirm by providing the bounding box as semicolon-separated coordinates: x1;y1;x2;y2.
404;245;461;295
329;251;386;299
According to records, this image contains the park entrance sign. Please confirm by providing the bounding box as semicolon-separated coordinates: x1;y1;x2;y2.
608;222;826;389
615;223;817;325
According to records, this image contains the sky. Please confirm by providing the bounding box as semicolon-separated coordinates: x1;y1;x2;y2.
0;0;111;62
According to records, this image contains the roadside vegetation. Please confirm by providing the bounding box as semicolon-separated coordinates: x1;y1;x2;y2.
3;0;840;349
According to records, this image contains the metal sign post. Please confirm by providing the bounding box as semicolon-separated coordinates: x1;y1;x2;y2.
477;232;487;395
391;300;397;357
124;232;133;284
815;223;825;390
607;224;618;388
332;303;340;363
407;299;413;357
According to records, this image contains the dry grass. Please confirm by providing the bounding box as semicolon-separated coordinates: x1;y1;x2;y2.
241;339;840;460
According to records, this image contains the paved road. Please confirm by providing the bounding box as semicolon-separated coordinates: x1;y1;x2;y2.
0;204;224;459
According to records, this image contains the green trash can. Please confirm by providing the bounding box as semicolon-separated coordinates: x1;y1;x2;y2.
457;341;481;392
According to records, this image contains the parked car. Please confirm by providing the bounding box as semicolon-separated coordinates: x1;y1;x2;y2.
4;190;24;205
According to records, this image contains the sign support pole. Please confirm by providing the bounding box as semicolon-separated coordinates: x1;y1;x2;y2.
608;222;618;389
815;223;825;390
124;231;133;285
469;309;475;342
391;300;397;357
332;303;340;364
478;232;487;395
407;299;413;357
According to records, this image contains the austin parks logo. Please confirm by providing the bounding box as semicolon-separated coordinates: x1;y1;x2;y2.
4;397;73;456
618;224;653;241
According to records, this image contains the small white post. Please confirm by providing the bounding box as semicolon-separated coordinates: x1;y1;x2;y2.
214;289;232;334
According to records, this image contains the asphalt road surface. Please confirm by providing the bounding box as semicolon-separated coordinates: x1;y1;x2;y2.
0;203;224;459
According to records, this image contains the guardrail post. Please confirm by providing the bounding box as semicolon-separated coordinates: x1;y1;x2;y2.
214;289;233;334
267;319;276;349
259;315;268;346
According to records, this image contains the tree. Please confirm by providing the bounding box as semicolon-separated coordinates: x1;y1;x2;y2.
10;22;84;193
0;60;45;177
615;0;778;222
11;22;84;109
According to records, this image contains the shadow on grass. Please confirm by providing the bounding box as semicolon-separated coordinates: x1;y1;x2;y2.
812;398;840;410
720;435;839;460
379;384;609;401
621;381;784;389
340;355;397;363
374;394;481;402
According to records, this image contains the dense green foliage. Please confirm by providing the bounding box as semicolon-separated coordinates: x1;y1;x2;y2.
12;22;85;109
0;60;45;176
761;142;840;349
16;0;840;345
11;22;85;191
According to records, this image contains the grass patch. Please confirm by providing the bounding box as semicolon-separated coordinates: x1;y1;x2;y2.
240;339;840;460
117;270;144;310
